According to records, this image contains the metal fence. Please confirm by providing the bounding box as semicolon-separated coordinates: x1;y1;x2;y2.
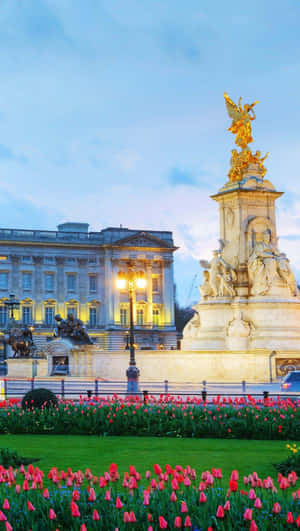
1;378;299;401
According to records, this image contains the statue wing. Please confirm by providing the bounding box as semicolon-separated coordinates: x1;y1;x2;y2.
224;92;242;121
200;259;210;269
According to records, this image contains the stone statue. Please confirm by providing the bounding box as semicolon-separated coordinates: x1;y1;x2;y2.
199;270;213;299
227;310;253;338
200;249;237;298
183;310;200;338
54;313;93;344
6;326;36;358
248;230;298;296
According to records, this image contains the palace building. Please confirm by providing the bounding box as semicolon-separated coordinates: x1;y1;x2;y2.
0;223;177;351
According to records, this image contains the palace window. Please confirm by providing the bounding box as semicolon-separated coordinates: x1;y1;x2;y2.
120;308;128;326
89;307;97;327
0;273;8;290
45;307;54;326
67;306;77;318
0;306;7;327
89;275;97;292
45;273;55;291
136;308;144;325
153;308;160;326
67;274;76;292
152;276;159;293
44;256;55;264
22;306;32;325
22;256;32;263
22;272;32;291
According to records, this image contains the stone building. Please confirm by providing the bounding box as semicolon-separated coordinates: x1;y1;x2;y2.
0;223;177;351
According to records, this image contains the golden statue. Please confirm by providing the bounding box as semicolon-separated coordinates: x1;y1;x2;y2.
224;93;269;182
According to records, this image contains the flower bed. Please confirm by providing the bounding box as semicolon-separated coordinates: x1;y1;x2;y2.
0;461;299;530
0;395;299;439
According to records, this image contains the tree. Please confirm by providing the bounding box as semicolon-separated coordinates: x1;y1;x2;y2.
174;302;195;335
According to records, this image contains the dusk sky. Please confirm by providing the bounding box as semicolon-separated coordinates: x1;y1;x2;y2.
0;0;300;304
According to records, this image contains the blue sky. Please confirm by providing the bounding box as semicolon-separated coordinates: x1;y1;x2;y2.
0;0;300;305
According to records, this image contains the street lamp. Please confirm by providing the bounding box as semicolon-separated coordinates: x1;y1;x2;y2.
116;261;146;394
4;293;20;326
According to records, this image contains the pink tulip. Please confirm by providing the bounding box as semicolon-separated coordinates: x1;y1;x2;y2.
146;470;151;479
199;492;207;503
254;498;262;509
171;478;179;490
170;491;177;502
49;509;56;520
250;521;258;531
216;505;225;518
248;489;256;499
181;501;188;513
159;516;168;529
3;499;9;510
80;525;87;531
0;512;7;521
43;488;50;499
224;500;230;511
243;508;252;520
148;527;153;531
115;497;123;509
93;509;100;521
15;485;20;494
296;515;300;527
129;511;136;523
88;488;96;502
174;516;182;528
230;470;239;481
272;502;281;514
287;512;294;524
5;523;12;531
184;516;192;528
184;477;191;486
23;480;29;491
123;512;130;523
70;501;80;517
105;490;111;501
154;464;162;475
279;478;289;489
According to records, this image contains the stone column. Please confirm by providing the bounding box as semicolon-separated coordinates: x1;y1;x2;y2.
10;255;21;321
55;257;65;316
112;259;120;325
162;258;175;327
33;256;43;324
146;260;153;326
104;250;114;326
77;258;88;323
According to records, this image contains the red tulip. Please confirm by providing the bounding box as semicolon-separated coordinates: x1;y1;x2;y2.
129;465;136;476
159;516;168;529
109;463;118;477
0;512;7;521
250;521;258;531
154;464;162;475
80;525;87;531
243;508;252;520
184;516;192;528
70;501;80;517
23;480;29;491
174;516;182;528
27;502;35;512
216;505;225;518
49;509;57;520
93;509;100;521
105;490;111;501
2;499;9;510
279;478;289;489
229;480;238;492
43;488;50;499
286;512;294;524
171;478;179;490
296;515;300;527
170;491;177;502
123;512;130;523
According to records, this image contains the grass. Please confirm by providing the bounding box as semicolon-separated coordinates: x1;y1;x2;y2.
0;435;288;479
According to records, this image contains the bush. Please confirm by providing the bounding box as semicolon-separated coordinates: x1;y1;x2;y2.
0;448;39;467
274;443;300;475
21;388;58;410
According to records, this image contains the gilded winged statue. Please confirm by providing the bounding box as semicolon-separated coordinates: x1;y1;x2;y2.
224;92;259;149
224;93;268;182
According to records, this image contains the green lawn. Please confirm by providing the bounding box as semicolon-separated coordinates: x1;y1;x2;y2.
0;435;288;479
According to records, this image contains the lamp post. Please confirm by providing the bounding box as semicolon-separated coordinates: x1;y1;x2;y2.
124;330;130;350
4;293;20;326
116;261;146;394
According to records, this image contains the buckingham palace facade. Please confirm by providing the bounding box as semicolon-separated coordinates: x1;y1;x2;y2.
0;222;177;351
